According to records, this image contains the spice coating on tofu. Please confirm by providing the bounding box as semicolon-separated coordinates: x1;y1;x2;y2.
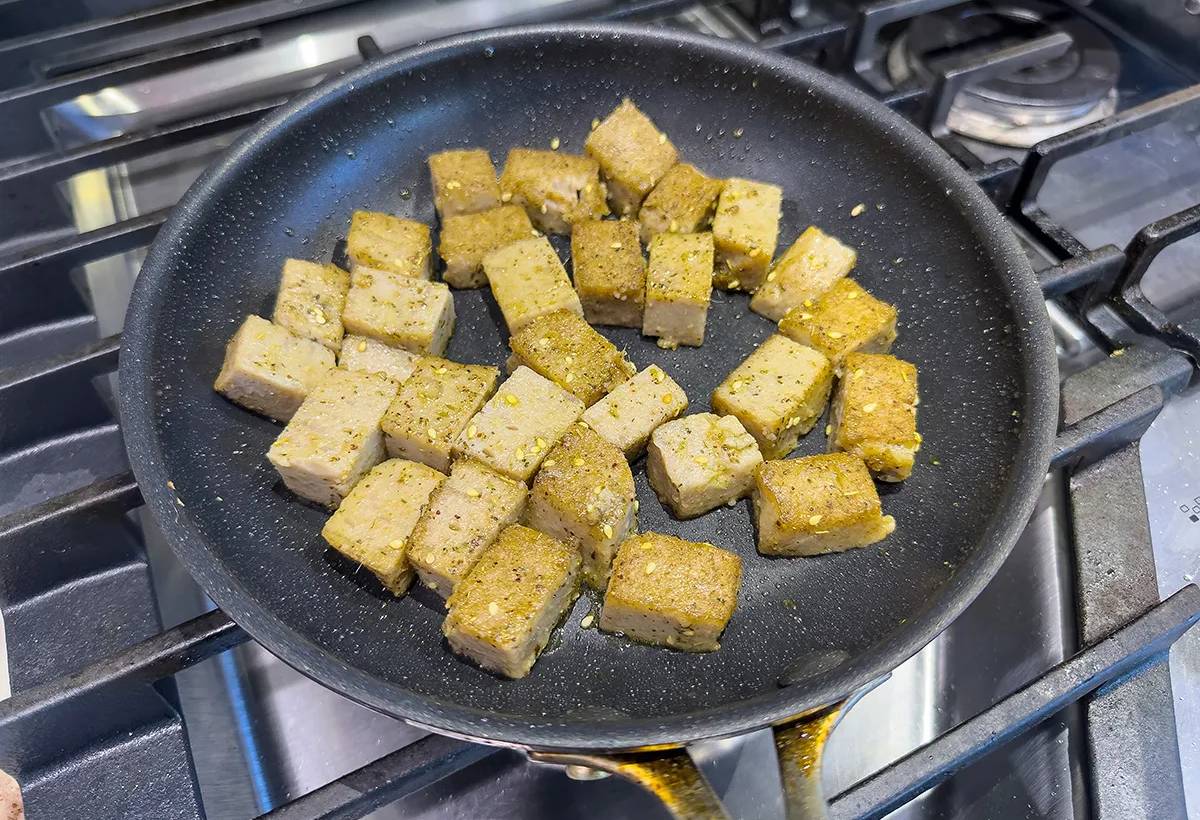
428;148;501;218
345;210;432;279
438;205;533;289
508;310;635;406
483;236;584;334
443;524;581;678
750;226;857;321
272;259;350;351
599;532;741;652
581;364;688;459
499;148;608;234
646;413;763;518
341;266;455;356
214;315;336;421
643;232;714;348
571;219;646;328
711;334;834;460
829;352;919;482
777;277;896;368
638;163;725;244
584;98;678;216
337;334;419;384
711;178;782;292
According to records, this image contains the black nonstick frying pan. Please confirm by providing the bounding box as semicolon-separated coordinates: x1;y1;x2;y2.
119;22;1057;817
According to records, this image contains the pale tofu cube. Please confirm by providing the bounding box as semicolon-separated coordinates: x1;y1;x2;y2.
443;524;581;678
428;148;501;218
508;310;634;406
214;315;336;421
581;365;688;459
499;148;608;234
646;413;763;518
266;369;397;507
321;459;445;595
777;277;897;368
638;163;724;244
337;334;419;384
643;232;713;348
829;353;919;481
381;357;498;472
711;178;782;291
342;266;455;355
272;259;349;351
584;98;678;216
711;335;833;460
454;366;584;482
483;237;583;334
408;459;528;597
750;226;857;321
346;211;432;279
571;219;645;328
438;205;533;288
753;453;895;556
599;532;740;652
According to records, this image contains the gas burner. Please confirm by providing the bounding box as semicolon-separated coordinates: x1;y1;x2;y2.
887;1;1120;147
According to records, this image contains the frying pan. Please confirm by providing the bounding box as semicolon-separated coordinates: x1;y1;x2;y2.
119;22;1057;817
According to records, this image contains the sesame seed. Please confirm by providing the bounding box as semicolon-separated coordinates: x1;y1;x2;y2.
531;229;542;237
565;372;575;383
693;455;708;466
766;270;777;282
467;488;481;498
932;459;941;465
543;458;556;467
166;480;176;490
854;368;865;378
645;562;657;574
445;180;462;190
573;457;584;467
468;425;477;438
536;437;547;449
591;118;600;130
550;137;560;150
176;497;185;507
668;219;679;232
825;424;832;436
515;447;525;460
488;601;500;615
862;403;878;413
504;394;519;406
581;613;595;628
603;524;614;538
657;133;667;144
435;366;448;374
501;191;513;202
540;203;548;214
633;500;640;512
610;241;623;250
427;427;438;440
827;330;845;339
809;514;823;526
661;393;674;404
357;340;368;352
733;127;744;138
803;299;814;308
850;203;866;217
846;292;860;300
728;279;740;290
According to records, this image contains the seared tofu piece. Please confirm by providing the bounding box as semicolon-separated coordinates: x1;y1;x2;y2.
342;266;455;355
408;459;528;597
581;364;688;459
584;98;678;216
266;369;396;507
454;366;585;482
508;310;635;406
346;211;432;279
599;532;740;652
428;148;501;218
443;524;581;678
571;219;645;328
483;237;583;334
753;453;894;556
272;259;350;351
777;277;897;368
712;335;834;459
638;163;724;244
438;205;533;288
646;413;763;518
321;459;445;595
711;178;782;291
338;334;419;384
750;226;856;321
643;232;713;349
499;148;608;234
526;423;637;588
214;315;336;421
381;358;498;472
829;352;919;481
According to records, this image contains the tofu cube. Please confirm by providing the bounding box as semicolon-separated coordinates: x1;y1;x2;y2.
438;205;533;289
272;259;349;351
408;459;528;597
571;219;646;328
483;237;583;334
637;163;724;244
338;334;419;384
381;357;499;472
646;413;763;518
584;98;678;216
454;366;585;482
508;310;635;406
214;315;336;421
643;232;713;349
499;148;608;234
526;423;637;588
581;364;688;459
711;335;834;460
345;210;432;279
829;353;920;481
428;148;501;218
753;453;895;556
266;369;397;507
750;226;857;321
321;459;446;595
443;524;581;678
777;278;897;368
711;178;782;291
599;532;740;652
342;266;455;355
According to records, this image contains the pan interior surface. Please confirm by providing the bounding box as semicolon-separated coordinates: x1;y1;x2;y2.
120;26;1054;749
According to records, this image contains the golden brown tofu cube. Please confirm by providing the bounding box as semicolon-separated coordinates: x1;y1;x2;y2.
777;278;897;368
337;334;419;384
638;163;724;244
499;148;608;234
646;413;763;518
711;178;782;291
643;232;713;348
584;98;678;216
321;459;446;595
508;310;635;406
599;532;740;652
428;148;501;218
346;211;432;279
381;357;499;472
581;364;688;459
437;205;533;289
272;259;349;351
483;237;583;334
341;266;455;355
829;353;919;481
750;226;857;321
214;315;336;421
443;524;581;678
571;219;645;328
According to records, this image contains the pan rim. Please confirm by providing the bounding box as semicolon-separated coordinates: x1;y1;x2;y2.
119;21;1058;752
